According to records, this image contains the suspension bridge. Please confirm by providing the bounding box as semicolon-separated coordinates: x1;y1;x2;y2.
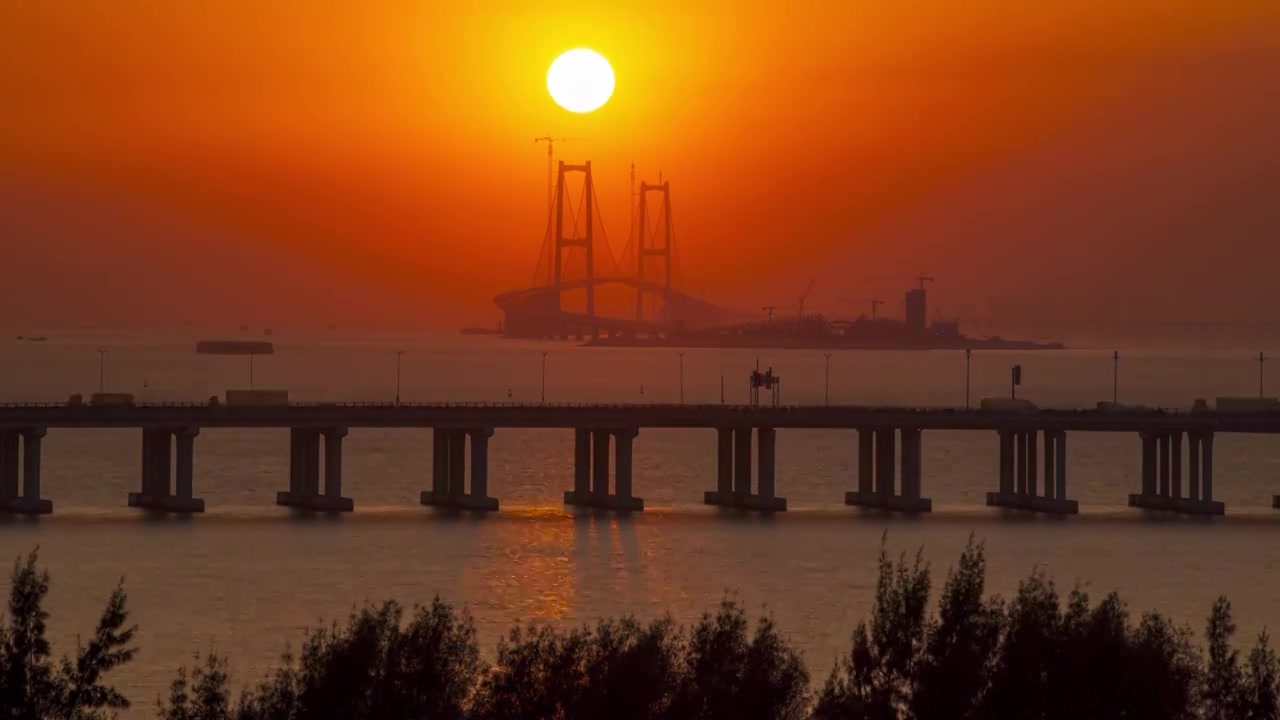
494;161;742;340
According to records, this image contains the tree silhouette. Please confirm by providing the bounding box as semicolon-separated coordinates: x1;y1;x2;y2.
0;549;137;720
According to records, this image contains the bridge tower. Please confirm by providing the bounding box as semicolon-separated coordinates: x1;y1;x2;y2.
634;180;673;323
553;160;595;319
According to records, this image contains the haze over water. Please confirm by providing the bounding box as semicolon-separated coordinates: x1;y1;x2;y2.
5;334;1280;716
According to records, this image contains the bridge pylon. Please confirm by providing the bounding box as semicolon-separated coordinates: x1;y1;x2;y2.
634;180;673;323
554;160;595;320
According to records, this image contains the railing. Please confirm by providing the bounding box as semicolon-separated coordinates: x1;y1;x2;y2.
0;401;1243;415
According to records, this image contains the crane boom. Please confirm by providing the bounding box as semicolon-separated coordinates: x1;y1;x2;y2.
797;278;816;318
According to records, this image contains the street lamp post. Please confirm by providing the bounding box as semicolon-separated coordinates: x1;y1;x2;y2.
1112;350;1120;405
540;351;549;404
97;349;106;393
677;352;685;404
395;350;404;405
824;353;832;406
964;348;971;410
1259;351;1267;398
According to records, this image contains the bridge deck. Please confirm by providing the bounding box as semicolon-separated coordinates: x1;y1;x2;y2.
1;403;1278;432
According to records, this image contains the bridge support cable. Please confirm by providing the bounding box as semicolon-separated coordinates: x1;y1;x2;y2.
128;427;204;513
277;427;353;512
564;427;644;511
1129;430;1223;515
0;427;51;515
421;427;499;511
844;428;932;513
704;426;787;511
986;430;1078;514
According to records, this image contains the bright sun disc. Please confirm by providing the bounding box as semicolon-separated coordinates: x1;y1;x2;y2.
547;49;615;113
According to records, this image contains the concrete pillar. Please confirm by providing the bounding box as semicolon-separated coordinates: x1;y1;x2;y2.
323;428;346;499
875;429;895;497
592;430;610;495
1171;432;1183;499
289;429;303;494
448;431;466;496
574;429;591;494
1202;432;1214;501
1158;434;1171;497
0;432;17;499
998;430;1014;494
20;429;45;500
734;427;752;496
1188;433;1201;501
174;428;196;500
1043;431;1056;500
858;429;874;495
1027;431;1038;497
303;431;321;496
1015;431;1028;495
614;428;636;499
153;430;172;497
900;428;922;500
432;429;448;493
757;428;776;500
469;428;492;497
1141;433;1157;495
1054;431;1067;502
717;428;733;495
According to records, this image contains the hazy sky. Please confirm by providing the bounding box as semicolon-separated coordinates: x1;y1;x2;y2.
3;1;1278;330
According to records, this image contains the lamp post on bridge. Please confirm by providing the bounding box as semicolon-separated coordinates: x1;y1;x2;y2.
395;350;404;405
1259;351;1267;398
964;348;971;410
677;352;685;404
97;349;106;393
824;353;832;406
541;351;549;405
1112;350;1120;405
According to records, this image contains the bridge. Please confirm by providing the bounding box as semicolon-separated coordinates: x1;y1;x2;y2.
494;161;743;340
4;401;1280;517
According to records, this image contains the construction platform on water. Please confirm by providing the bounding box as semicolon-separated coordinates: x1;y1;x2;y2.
585;278;1065;351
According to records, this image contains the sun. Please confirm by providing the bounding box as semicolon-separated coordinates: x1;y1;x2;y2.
546;49;615;113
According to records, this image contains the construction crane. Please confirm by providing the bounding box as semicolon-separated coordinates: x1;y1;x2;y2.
761;305;777;321
844;298;885;319
533;136;580;223
797;278;816;318
916;275;935;290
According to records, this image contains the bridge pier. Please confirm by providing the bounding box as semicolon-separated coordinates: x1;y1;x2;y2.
421;428;499;511
277;427;354;512
1129;431;1223;515
987;430;1078;513
845;428;932;512
0;428;52;515
564;428;644;511
704;427;787;511
128;427;205;513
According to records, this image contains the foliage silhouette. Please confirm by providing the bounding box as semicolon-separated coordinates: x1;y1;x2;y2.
6;543;1280;720
0;549;136;720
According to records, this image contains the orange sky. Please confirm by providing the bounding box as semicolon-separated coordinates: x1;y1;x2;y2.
2;1;1278;330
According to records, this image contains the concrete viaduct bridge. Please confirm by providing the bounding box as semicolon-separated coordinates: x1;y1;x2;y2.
3;402;1280;517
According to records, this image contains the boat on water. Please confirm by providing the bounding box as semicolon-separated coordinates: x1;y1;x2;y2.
587;281;1064;351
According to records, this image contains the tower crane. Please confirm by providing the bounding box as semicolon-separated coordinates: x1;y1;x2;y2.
916;275;935;290
761;305;777;321
797;278;816;318
843;298;885;319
